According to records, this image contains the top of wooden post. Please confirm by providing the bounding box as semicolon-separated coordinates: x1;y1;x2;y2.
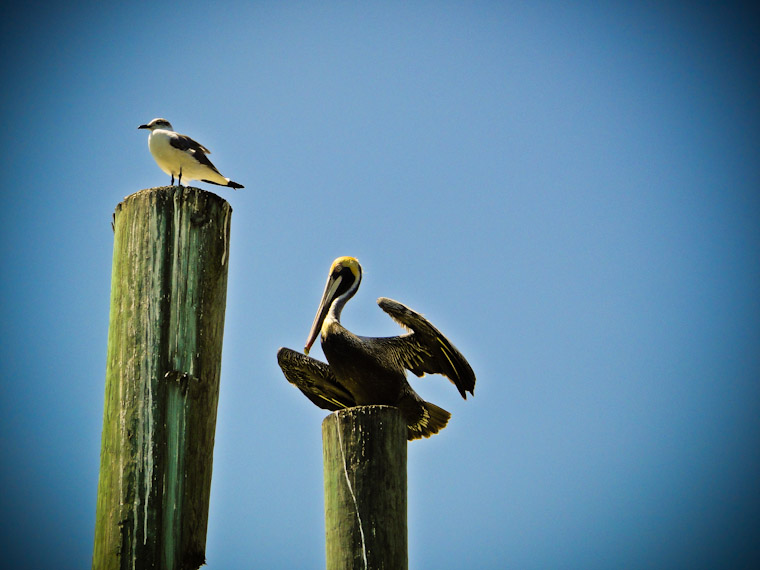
117;185;232;213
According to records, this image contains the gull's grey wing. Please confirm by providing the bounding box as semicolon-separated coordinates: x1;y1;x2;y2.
169;132;211;154
277;347;355;411
375;298;476;399
169;132;223;175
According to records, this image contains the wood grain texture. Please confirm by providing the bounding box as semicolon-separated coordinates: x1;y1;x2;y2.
93;187;231;570
322;406;408;570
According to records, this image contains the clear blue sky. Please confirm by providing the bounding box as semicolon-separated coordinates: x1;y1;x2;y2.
1;2;758;568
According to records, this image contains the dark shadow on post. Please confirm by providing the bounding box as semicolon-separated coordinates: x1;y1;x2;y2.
93;186;232;570
322;405;408;570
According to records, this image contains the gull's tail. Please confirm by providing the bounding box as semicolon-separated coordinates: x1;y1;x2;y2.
201;178;244;190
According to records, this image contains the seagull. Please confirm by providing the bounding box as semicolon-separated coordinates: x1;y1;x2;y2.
138;118;244;189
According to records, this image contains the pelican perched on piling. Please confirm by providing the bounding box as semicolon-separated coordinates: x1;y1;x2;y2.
277;256;476;440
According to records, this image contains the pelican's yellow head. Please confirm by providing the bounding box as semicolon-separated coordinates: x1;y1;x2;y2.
305;256;363;354
330;256;361;281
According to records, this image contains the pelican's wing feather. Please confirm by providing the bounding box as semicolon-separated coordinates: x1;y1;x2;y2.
277;347;355;411
376;298;476;399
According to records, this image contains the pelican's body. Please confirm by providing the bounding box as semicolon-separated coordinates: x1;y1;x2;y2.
278;256;475;440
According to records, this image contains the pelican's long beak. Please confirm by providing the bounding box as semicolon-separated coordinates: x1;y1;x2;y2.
304;273;343;355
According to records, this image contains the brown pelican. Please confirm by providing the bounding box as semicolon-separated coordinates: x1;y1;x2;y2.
277;256;475;440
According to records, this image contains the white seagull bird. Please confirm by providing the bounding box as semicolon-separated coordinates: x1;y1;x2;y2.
138;118;244;189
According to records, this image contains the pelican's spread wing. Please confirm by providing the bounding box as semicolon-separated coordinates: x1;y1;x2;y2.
376;298;476;399
276;347;355;411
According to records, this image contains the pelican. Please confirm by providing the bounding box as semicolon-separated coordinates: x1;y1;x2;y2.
277;256;475;440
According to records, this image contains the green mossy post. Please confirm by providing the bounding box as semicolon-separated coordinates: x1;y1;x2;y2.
93;186;232;570
322;406;408;570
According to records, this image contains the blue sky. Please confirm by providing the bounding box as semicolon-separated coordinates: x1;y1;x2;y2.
1;1;758;568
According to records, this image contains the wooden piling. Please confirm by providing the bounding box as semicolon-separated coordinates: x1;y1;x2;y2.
322;406;408;570
93;186;232;570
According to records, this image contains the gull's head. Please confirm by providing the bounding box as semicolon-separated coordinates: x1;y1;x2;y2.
138;118;173;132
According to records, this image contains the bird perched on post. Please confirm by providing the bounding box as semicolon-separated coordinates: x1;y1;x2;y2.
138;118;244;189
277;256;476;440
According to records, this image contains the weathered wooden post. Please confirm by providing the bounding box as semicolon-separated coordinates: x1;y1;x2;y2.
93;186;232;570
322;405;408;570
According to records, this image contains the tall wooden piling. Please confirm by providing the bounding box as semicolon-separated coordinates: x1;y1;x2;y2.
93;186;232;570
322;405;408;570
